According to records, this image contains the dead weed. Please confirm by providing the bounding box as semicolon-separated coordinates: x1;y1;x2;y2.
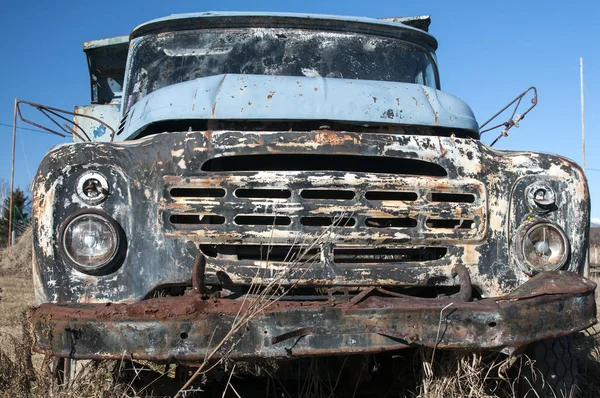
1;229;600;396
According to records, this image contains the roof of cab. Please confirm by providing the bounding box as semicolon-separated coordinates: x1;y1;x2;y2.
130;12;437;51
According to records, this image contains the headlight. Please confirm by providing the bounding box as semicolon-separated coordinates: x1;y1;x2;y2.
61;211;122;274
526;182;556;213
519;222;569;274
76;171;109;205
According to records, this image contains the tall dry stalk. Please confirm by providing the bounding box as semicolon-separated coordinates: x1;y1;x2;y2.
175;213;349;397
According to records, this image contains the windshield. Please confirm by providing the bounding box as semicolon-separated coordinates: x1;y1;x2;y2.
124;28;438;111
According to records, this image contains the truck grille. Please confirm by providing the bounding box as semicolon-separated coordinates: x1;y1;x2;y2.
163;156;486;251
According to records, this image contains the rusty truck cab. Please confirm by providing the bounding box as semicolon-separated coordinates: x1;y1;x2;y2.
31;12;595;375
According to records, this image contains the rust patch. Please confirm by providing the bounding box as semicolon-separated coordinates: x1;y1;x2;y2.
31;271;597;361
422;88;438;125
211;74;228;117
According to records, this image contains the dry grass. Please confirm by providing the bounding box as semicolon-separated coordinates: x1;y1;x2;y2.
0;227;32;277
1;229;600;397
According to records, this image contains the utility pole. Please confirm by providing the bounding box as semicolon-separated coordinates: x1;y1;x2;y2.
8;98;17;247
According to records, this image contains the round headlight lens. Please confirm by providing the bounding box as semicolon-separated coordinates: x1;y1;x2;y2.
63;213;119;271
521;222;569;273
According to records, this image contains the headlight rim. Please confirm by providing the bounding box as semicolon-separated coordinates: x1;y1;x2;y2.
76;171;110;205
525;182;557;213
515;219;570;276
59;209;125;276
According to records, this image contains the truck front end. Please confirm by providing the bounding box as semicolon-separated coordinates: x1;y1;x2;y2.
30;13;595;363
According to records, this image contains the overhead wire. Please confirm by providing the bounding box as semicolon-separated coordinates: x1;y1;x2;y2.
0;121;58;135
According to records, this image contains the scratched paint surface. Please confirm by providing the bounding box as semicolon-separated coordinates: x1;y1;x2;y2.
31;130;589;304
29;12;594;361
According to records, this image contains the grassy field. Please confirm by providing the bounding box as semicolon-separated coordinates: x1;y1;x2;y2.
1;234;600;397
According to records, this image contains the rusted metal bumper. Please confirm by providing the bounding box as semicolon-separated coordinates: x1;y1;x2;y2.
32;271;596;361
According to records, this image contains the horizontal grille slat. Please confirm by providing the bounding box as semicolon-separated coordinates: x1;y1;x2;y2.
165;201;478;220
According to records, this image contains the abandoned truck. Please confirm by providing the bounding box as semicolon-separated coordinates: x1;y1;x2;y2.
29;11;595;394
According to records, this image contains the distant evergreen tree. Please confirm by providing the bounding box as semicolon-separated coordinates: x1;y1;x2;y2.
0;188;31;247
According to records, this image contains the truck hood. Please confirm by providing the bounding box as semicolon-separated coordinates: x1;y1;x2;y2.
119;74;478;140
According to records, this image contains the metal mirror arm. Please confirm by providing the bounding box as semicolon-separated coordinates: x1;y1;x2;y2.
16;100;117;142
479;86;538;147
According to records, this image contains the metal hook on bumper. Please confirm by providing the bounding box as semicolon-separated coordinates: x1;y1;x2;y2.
191;253;207;296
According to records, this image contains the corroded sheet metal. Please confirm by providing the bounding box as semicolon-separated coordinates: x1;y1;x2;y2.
164;174;487;242
130;12;437;48
32;271;596;361
119;74;478;140
83;36;128;51
73;105;121;142
31;130;590;304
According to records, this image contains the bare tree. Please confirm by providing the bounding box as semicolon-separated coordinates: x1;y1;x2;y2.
0;179;8;209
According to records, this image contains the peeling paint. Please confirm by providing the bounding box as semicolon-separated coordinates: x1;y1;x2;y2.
29;12;594;362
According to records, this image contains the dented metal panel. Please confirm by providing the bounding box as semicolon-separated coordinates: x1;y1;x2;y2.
31;130;589;304
31;271;596;360
73;105;121;142
119;75;477;141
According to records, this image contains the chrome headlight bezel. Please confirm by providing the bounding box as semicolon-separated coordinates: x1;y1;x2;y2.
515;220;570;276
525;182;557;213
76;171;110;205
59;209;124;275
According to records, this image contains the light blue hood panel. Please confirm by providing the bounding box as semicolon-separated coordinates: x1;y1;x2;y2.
120;74;478;140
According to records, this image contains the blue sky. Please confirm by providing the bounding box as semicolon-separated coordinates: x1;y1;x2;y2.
1;0;599;219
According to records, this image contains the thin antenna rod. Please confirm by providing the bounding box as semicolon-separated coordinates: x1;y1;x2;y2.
581;58;585;170
580;58;589;277
8;98;17;247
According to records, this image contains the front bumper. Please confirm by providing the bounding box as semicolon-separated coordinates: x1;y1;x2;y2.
32;271;596;361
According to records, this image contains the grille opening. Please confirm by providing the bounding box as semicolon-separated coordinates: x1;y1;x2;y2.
234;215;291;226
334;247;447;263
134;119;479;140
170;188;226;198
301;217;356;227
430;193;475;203
235;188;291;199
426;219;474;229
144;283;468;300
170;214;225;225
365;217;417;228
144;284;188;299
201;244;320;262
116;110;130;136
301;189;355;200
202;154;447;176
200;245;446;263
365;191;418;201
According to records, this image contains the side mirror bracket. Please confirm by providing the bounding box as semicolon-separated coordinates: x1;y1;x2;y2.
479;86;538;147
